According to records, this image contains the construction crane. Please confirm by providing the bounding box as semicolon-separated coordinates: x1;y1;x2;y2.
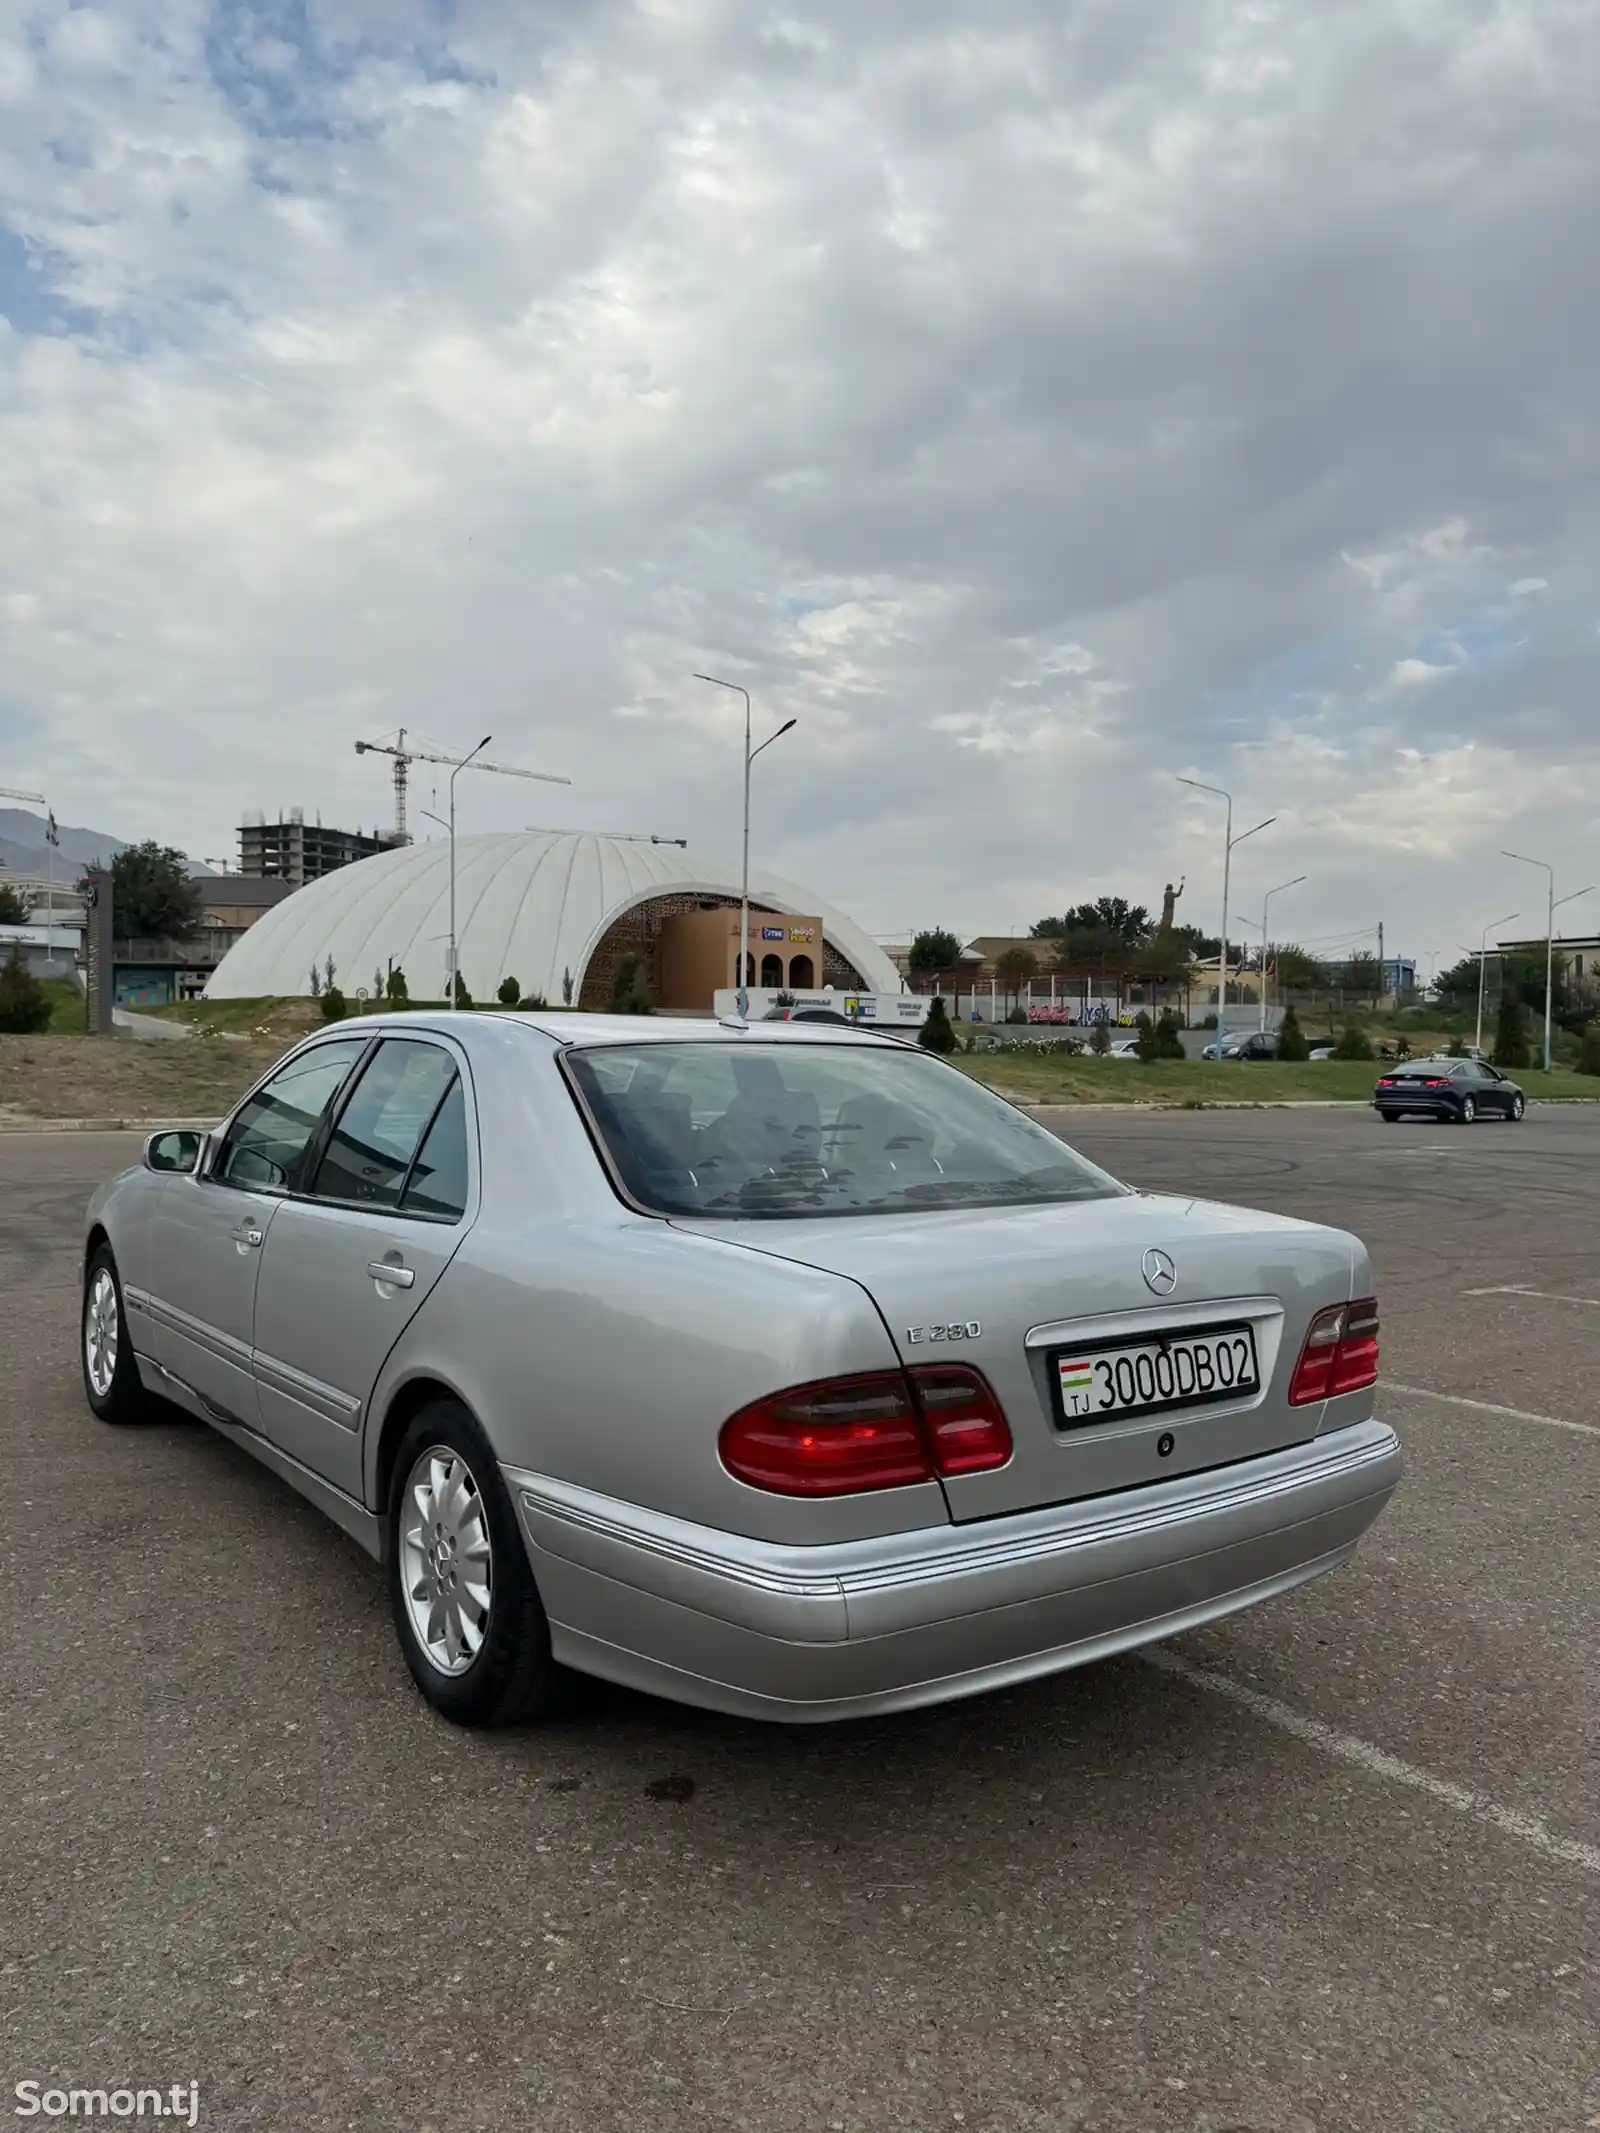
354;728;571;842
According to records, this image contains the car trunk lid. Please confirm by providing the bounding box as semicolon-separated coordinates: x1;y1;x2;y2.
674;1193;1361;1520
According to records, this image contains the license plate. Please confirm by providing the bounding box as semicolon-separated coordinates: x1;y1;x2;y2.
1053;1324;1260;1428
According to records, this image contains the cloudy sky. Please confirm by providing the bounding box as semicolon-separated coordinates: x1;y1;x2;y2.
2;0;1596;962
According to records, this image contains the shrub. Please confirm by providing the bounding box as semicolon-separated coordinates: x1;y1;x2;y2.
1276;1006;1309;1061
0;946;52;1033
1089;1021;1111;1055
308;963;322;998
1005;1005;1029;1024
522;993;549;1010
497;976;521;1006
1578;1024;1600;1077
319;986;348;1022
609;953;653;1015
1493;987;1529;1069
452;972;474;1009
1332;1019;1373;1061
1446;1031;1467;1058
1199;1011;1218;1030
1155;1010;1185;1059
1135;1010;1159;1063
385;964;409;1005
918;996;957;1054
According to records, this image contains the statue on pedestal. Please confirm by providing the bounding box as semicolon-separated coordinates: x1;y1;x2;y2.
1160;877;1185;934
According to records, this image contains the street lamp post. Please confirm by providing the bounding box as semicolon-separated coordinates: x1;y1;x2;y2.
1177;778;1276;1045
1473;910;1519;1055
1501;855;1597;1071
1258;874;1306;1031
694;673;796;1015
447;735;491;1002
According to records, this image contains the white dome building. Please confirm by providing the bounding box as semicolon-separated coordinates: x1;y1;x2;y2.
204;830;900;1008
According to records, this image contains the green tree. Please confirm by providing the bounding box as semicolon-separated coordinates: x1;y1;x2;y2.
1578;1024;1600;1077
0;945;52;1032
1154;1009;1185;1059
81;842;203;941
1064;897;1151;946
1494;985;1529;1068
993;945;1038;1009
1332;1019;1374;1061
497;975;522;1006
1273;945;1328;1000
1134;1009;1159;1062
561;966;574;1006
452;971;475;1009
0;881;29;925
1089;1020;1111;1055
1446;1031;1467;1058
385;963;409;1005
320;985;348;1022
1343;952;1382;1007
308;962;323;998
1276;1005;1309;1061
609;952;653;1014
908;929;963;982
918;995;957;1053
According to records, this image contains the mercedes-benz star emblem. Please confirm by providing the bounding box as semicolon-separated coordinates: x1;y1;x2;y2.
1142;1247;1177;1296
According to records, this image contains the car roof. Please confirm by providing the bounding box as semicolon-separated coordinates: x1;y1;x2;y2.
331;1010;909;1052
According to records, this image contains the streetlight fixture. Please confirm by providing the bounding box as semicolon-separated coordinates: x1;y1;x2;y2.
1176;777;1276;1043
694;673;797;1015
1472;911;1519;1055
1257;874;1306;1031
445;734;491;1003
1501;855;1597;1070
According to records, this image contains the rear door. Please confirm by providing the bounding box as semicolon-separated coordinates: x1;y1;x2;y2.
250;1037;477;1497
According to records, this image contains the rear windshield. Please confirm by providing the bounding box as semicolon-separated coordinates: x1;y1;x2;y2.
565;1041;1125;1218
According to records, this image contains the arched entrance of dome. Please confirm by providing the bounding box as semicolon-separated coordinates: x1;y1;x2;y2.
788;953;814;989
760;953;784;988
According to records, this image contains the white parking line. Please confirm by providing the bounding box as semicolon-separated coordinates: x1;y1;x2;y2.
1463;1283;1600;1308
1144;1649;1600;1875
1383;1380;1600;1439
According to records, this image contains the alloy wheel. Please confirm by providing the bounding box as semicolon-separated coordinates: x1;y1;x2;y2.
1460;1096;1476;1123
85;1268;120;1399
399;1446;494;1677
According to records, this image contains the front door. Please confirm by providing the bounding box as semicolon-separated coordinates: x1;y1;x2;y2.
149;1038;371;1428
250;1039;475;1498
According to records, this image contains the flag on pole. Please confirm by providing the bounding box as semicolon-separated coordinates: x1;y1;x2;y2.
46;811;59;847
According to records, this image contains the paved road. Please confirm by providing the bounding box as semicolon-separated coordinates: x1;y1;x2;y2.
1;1113;1595;2133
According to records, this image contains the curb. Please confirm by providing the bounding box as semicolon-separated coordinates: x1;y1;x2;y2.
0;1118;218;1135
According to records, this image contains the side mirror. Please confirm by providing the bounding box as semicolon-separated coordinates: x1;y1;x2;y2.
144;1129;205;1175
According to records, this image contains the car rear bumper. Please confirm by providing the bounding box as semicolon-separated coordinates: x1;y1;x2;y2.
505;1418;1402;1723
1373;1094;1458;1114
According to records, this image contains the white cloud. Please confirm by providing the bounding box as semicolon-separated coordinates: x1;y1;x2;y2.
0;0;1597;950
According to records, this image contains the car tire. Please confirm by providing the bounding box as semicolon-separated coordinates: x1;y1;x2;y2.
82;1244;147;1425
386;1397;574;1728
1459;1095;1477;1124
1508;1094;1525;1121
1378;1110;1399;1123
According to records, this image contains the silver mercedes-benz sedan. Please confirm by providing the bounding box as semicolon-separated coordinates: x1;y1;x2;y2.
82;1013;1401;1728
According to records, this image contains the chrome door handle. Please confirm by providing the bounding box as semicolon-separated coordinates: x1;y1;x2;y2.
368;1261;416;1290
236;1227;264;1249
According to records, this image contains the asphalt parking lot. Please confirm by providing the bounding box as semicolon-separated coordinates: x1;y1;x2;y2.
2;1108;1596;2133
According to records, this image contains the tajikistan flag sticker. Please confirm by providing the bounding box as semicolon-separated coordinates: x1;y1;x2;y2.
1058;1357;1094;1396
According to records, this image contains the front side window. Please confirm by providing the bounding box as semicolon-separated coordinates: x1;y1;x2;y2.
566;1041;1125;1219
216;1041;369;1193
310;1040;460;1209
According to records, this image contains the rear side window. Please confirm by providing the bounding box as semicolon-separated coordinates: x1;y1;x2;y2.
400;1078;470;1220
310;1040;459;1209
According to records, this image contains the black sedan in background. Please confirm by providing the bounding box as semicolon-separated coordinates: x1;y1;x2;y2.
1374;1057;1526;1123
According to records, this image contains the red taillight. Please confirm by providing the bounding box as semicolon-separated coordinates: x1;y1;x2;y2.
907;1364;1013;1476
1425;1078;1448;1088
1288;1298;1380;1405
719;1365;1013;1495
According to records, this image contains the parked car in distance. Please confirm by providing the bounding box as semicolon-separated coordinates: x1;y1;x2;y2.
1373;1057;1526;1123
1202;1031;1278;1061
83;1013;1402;1730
